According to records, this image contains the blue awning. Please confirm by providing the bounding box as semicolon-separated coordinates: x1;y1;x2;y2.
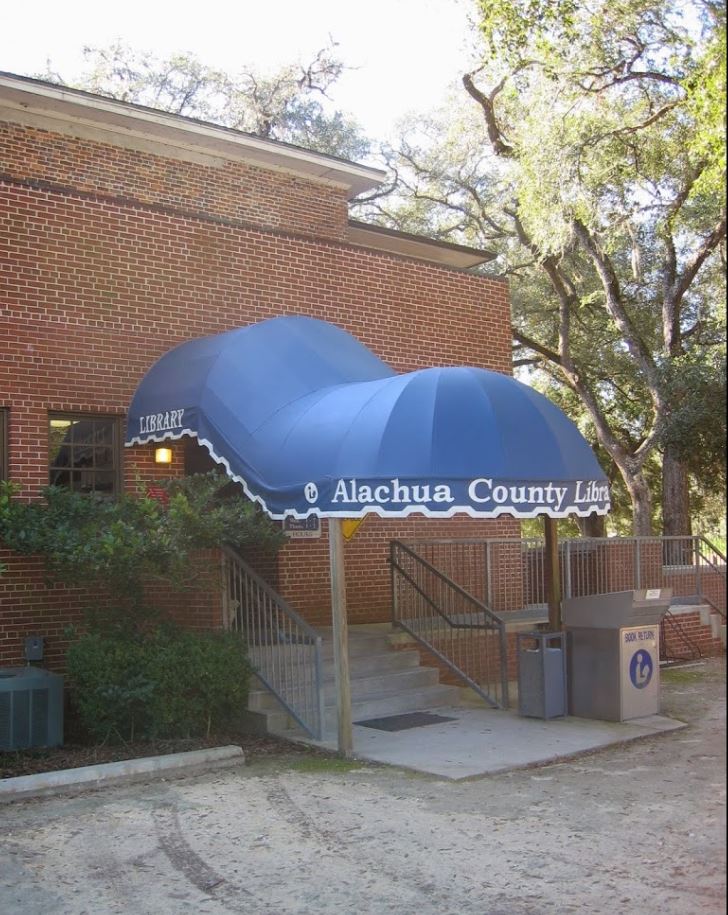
125;316;610;519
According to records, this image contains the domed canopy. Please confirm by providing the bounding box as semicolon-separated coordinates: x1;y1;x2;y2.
126;316;609;519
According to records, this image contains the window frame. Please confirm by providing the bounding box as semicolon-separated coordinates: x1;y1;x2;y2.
0;408;7;482
48;412;122;498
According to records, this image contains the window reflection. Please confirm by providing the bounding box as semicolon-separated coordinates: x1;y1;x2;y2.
48;415;119;497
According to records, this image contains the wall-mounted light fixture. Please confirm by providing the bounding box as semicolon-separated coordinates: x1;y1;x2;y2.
154;446;173;465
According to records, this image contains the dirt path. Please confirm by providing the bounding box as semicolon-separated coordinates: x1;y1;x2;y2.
1;659;724;914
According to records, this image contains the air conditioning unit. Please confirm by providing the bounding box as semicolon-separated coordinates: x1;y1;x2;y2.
0;667;64;750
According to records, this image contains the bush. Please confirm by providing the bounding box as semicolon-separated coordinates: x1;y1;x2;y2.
66;626;251;742
0;474;285;610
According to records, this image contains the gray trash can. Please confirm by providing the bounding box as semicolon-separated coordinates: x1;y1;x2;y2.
562;588;671;721
517;631;567;719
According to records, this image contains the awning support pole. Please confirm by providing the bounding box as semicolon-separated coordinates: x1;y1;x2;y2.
328;518;353;757
544;516;562;630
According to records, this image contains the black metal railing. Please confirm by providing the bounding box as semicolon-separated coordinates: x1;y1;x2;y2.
399;535;726;618
693;537;726;620
660;611;703;664
390;540;509;709
222;547;325;739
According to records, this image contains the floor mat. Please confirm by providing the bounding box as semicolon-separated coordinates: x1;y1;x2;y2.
354;711;457;732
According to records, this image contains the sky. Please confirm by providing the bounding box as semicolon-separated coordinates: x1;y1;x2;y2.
0;0;481;145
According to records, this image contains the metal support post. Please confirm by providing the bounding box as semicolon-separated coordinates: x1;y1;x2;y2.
328;518;353;757
544;516;562;630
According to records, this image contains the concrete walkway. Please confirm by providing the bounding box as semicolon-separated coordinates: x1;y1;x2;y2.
303;706;685;779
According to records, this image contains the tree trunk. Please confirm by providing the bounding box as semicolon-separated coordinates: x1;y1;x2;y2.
575;513;606;537
661;446;693;564
623;467;654;536
661;446;692;537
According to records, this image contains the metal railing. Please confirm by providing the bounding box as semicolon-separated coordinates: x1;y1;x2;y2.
401;536;726;618
661;611;704;664
693;537;727;620
221;546;325;739
559;536;726;613
390;540;509;709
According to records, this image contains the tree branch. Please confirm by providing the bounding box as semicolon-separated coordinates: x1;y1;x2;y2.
576;69;682;93
572;219;664;405
671;212;727;309
513;330;562;365
462;71;514;158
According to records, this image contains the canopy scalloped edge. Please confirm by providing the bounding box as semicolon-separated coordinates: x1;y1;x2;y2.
128;428;610;521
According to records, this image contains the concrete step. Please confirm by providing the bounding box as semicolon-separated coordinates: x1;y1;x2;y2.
245;623;469;739
247;663;440;712
710;613;721;638
347;683;461;725
266;682;462;736
318;631;394;659
319;647;420;676
247;646;421;703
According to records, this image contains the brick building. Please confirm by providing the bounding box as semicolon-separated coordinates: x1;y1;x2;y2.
0;73;520;670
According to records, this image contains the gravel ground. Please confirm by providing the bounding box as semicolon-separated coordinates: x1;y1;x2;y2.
0;658;724;915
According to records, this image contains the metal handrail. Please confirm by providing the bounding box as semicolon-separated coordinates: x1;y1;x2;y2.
401;535;725;664
221;546;325;739
694;537;727;620
390;540;509;709
405;534;726;613
697;535;727;569
661;610;704;663
393;541;506;629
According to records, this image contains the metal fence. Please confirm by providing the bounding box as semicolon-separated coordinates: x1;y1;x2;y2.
390;540;509;708
222;546;325;739
402;536;726;617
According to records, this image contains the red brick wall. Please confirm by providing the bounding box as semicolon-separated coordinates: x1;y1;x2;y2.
0;553;94;671
0;121;350;241
277;516;519;628
661;610;724;660
0;117;513;668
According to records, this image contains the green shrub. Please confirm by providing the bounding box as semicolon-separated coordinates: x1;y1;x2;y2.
0;474;285;610
67;626;251;743
146;628;252;739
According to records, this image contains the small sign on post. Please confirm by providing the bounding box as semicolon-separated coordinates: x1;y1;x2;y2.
283;516;321;539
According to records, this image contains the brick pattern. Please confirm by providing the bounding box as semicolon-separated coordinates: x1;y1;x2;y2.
661;610;724;661
278;516;519;628
0;116;512;668
0;121;350;241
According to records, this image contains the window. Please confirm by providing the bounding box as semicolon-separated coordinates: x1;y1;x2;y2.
49;414;120;497
0;408;7;481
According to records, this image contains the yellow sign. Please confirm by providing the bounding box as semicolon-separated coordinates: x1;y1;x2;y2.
341;517;366;541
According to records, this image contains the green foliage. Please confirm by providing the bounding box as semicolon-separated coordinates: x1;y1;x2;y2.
373;0;726;534
683;19;727;198
478;0;579;59
0;475;266;743
66;626;251;742
158;471;286;569
38;42;371;160
0;473;285;606
659;351;727;483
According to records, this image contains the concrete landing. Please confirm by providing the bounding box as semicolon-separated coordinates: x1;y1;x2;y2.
301;707;686;780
